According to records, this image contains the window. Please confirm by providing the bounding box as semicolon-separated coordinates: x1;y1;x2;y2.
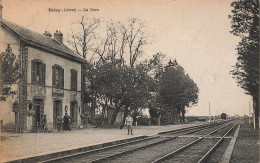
52;65;64;89
31;60;45;84
71;69;77;91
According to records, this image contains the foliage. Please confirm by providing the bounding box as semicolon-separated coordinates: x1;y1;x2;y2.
146;53;167;121
69;17;199;126
149;105;159;119
229;0;259;127
158;60;199;124
92;61;155;125
94;114;104;126
160;109;175;125
150;118;158;125
136;115;150;126
0;44;20;101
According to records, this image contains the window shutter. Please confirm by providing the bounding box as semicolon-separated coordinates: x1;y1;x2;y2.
39;63;42;83
52;66;56;88
71;70;77;91
31;60;36;83
61;68;64;89
71;69;73;90
75;70;77;91
42;63;46;85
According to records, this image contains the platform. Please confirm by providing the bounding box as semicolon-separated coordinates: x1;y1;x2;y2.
0;123;204;162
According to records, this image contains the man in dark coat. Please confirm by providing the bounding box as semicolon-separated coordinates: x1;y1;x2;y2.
63;113;70;131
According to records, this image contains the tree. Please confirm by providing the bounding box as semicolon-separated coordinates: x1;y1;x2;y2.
70;17;150;126
146;53;167;125
93;18;148;67
68;17;100;125
92;61;154;125
126;63;155;124
158;60;199;124
91;18;150;125
68;16;100;60
178;73;199;121
124;18;148;67
229;0;259;127
0;44;20;101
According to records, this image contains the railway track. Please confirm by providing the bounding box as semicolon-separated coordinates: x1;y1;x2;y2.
152;122;237;163
40;120;238;163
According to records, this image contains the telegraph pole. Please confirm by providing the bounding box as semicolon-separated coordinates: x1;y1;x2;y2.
209;101;211;122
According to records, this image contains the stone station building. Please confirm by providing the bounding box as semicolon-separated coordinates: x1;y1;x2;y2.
0;5;87;132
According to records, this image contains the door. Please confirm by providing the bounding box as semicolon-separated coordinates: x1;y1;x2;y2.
34;99;44;131
53;100;62;129
70;101;78;128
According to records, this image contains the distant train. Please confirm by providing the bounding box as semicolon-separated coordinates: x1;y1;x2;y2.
221;113;227;120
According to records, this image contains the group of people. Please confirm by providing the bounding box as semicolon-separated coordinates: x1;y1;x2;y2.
40;113;133;134
38;113;71;132
56;113;71;132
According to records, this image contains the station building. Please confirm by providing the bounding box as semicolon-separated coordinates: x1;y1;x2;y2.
0;5;86;132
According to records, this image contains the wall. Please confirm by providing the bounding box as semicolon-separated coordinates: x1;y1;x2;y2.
0;24;20;127
26;45;82;131
0;24;83;131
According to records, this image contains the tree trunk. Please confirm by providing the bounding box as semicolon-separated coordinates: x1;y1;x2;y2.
92;92;97;124
172;112;176;125
122;105;129;125
132;109;139;125
158;113;161;126
90;91;97;125
253;95;259;128
101;99;108;125
110;102;124;125
182;111;185;122
110;108;120;125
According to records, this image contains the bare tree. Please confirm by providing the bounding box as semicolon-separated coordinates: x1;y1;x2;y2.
68;16;100;60
94;21;127;66
70;17;150;126
124;18;148;67
94;18;148;67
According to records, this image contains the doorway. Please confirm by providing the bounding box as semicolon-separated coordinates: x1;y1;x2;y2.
33;99;44;131
53;100;62;129
70;101;78;128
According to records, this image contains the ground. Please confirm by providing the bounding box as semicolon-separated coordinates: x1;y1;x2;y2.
0;121;259;163
230;123;259;163
0;123;202;162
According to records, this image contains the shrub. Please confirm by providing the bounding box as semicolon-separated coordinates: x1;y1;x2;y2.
95;114;104;126
137;115;150;126
150;118;158;125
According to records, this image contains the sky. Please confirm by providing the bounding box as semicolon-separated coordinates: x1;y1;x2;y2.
1;0;252;116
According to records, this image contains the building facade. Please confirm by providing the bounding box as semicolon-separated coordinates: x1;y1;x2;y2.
0;7;86;132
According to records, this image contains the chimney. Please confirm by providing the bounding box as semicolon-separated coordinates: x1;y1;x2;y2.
54;30;63;43
43;31;52;37
0;4;3;20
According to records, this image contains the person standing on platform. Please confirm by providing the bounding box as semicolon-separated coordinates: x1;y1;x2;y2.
42;115;48;132
63;113;70;131
56;115;63;132
125;114;133;135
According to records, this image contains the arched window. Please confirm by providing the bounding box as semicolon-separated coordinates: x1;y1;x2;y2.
31;59;45;85
52;65;64;89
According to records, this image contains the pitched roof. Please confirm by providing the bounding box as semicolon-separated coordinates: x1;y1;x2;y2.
1;19;86;63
